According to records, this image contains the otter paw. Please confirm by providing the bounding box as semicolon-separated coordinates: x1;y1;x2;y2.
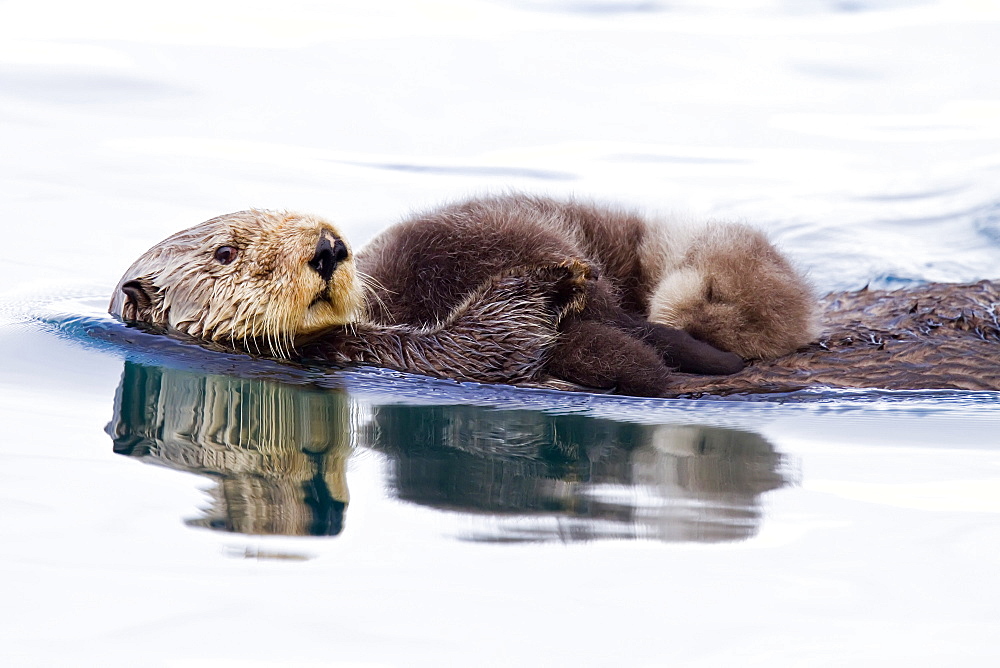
537;260;592;316
556;258;594;282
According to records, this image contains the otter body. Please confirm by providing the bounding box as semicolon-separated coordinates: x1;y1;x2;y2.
108;195;997;397
355;195;814;394
360;196;817;359
109;208;594;387
112;197;785;396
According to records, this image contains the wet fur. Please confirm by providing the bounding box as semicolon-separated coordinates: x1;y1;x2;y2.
360;196;816;360
109;209;593;387
110;210;365;358
296;265;590;384
358;195;816;393
110;197;815;396
109;199;996;396
656;280;1000;396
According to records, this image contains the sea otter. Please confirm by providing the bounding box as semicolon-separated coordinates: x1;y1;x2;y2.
356;196;818;390
108;209;596;387
110;195;997;396
110;196;817;396
356;197;821;356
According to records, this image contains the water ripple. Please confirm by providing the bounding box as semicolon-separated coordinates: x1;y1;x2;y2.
27;294;1000;425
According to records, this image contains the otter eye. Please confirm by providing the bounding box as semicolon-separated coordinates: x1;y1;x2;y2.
213;246;238;265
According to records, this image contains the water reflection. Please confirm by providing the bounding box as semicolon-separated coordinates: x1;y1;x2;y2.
107;362;791;542
372;405;790;542
107;362;351;536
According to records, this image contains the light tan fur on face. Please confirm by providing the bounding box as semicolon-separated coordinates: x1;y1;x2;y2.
109;210;365;356
645;221;820;360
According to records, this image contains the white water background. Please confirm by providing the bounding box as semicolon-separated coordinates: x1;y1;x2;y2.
1;1;999;666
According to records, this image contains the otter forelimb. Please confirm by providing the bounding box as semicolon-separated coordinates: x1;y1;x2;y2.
295;264;589;384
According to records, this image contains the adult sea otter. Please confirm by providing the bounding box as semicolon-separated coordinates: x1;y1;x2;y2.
109;195;998;396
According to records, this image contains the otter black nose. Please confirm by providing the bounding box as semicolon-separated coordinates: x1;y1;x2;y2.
309;237;349;283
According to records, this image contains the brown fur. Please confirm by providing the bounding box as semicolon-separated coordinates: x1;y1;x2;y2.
357;194;818;392
295;264;589;384
360;196;817;355
656;280;1000;396
109;209;591;386
109;210;365;356
109;199;996;396
646;222;819;359
110;200;758;395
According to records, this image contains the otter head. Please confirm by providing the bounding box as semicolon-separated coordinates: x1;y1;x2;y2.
109;210;364;356
648;223;819;360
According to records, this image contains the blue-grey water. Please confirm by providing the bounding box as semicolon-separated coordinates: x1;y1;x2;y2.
1;1;999;666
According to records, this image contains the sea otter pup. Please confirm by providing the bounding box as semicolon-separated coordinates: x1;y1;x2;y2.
108;196;815;395
360;195;817;358
354;195;815;391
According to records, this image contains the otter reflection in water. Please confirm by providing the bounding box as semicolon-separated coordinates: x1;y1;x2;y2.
107;362;790;541
372;405;790;542
107;362;352;536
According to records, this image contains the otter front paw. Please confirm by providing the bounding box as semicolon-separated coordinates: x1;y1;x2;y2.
656;327;746;375
531;259;592;318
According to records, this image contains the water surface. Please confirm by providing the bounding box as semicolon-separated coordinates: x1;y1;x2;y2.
2;1;999;666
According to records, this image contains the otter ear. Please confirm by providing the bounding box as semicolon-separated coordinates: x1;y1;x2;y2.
121;279;157;321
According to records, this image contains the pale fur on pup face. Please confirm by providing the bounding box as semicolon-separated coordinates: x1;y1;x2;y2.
643;220;820;360
109;210;365;356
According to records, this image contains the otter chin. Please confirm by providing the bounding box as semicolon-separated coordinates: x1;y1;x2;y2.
110;210;365;355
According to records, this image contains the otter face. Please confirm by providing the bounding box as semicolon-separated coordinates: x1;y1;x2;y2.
647;223;819;360
109;210;364;356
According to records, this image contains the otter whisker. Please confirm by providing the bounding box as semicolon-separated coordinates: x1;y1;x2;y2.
357;270;393;324
261;300;293;359
240;310;255;353
274;320;289;358
279;307;294;358
357;269;392;296
247;310;265;356
264;310;279;358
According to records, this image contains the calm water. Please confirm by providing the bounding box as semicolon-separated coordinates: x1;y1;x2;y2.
2;1;999;666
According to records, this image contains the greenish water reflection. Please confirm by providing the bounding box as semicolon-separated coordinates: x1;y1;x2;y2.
107;362;791;542
108;362;351;536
